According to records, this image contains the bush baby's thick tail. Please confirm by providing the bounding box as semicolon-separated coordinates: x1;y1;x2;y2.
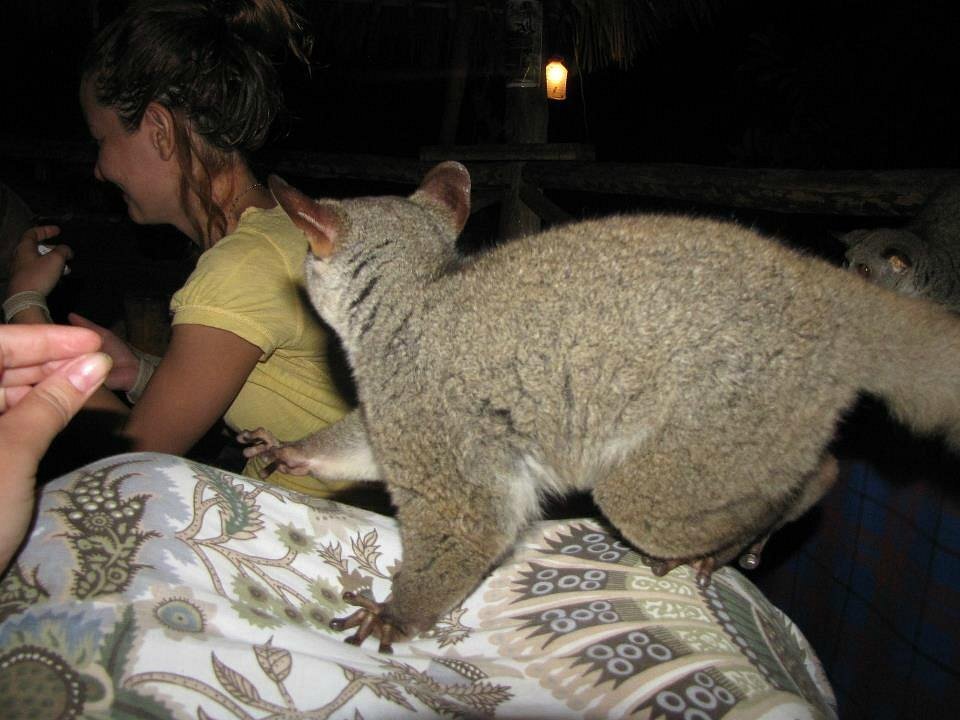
861;293;960;451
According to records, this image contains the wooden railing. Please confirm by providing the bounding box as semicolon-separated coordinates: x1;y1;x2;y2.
3;134;959;227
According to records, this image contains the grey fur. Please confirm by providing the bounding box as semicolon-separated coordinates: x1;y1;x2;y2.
242;162;960;649
841;183;960;312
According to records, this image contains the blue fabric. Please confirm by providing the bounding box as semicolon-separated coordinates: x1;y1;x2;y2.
753;458;960;719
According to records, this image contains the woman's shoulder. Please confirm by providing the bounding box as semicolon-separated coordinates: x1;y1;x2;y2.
200;206;306;274
171;205;309;336
234;205;302;248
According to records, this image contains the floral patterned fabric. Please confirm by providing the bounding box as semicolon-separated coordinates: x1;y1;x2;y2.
0;453;836;719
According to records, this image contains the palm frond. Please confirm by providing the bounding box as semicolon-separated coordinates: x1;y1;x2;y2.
553;0;727;72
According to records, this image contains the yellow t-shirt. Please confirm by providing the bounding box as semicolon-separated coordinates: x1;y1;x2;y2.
170;205;353;496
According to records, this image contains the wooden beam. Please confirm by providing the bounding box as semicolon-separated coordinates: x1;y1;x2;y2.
0;135;95;163
306;0;497;9
523;162;960;217
2;134;957;218
518;180;573;225
421;143;595;161
268;151;515;189
271;153;428;186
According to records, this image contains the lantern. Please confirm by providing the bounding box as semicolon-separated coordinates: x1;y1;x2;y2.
545;56;568;100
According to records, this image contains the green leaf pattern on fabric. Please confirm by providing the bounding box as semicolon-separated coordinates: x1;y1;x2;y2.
0;453;837;718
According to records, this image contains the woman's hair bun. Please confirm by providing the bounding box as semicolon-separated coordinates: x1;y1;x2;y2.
214;0;312;65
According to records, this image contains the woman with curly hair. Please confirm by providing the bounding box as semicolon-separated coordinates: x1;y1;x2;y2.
4;0;353;497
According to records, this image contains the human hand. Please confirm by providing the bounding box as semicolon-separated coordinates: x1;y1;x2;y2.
0;324;112;570
6;226;73;297
68;313;141;392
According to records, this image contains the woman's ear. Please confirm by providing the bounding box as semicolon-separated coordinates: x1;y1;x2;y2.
143;102;176;161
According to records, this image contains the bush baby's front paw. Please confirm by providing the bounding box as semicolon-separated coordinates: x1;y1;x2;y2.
329;591;415;653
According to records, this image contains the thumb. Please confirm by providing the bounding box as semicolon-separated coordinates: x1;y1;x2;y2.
52;243;74;262
6;352;112;460
0;351;111;571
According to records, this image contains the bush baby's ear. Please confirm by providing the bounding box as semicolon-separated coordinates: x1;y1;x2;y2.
882;250;913;274
269;174;346;259
835;229;868;247
412;161;472;235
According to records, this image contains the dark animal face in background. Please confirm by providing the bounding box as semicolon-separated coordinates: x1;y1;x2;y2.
840;228;922;295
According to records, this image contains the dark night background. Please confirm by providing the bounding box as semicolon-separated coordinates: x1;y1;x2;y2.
2;1;960;717
3;1;960;164
5;0;960;275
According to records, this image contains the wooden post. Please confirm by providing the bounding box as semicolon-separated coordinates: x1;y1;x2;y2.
501;0;547;239
438;2;473;146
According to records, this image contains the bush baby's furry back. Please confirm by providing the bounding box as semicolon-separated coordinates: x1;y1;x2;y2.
240;161;960;652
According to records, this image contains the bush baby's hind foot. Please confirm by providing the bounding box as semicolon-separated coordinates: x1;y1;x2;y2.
737;536;769;570
736;452;839;571
644;554;719;587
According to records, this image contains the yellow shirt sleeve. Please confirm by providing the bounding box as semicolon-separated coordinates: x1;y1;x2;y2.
170;206;353;497
171;213;299;357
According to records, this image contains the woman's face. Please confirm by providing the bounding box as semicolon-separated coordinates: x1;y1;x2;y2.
80;80;182;228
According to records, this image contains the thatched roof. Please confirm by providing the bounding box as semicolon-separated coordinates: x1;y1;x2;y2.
2;1;724;78
302;0;724;74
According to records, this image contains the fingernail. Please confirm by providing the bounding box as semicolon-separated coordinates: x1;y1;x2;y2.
65;352;113;391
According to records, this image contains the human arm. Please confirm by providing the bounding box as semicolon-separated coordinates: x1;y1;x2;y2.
119;322;262;454
9;219;276;455
3;226;132;417
0;324;111;570
128;216;312;455
10;316;261;455
8;259;261;455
